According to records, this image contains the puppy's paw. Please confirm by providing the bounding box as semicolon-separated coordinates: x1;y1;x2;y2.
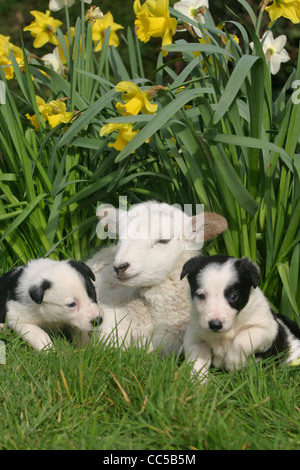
224;348;247;372
191;360;209;384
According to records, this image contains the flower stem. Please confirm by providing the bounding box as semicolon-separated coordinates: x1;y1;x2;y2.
255;9;264;37
64;4;71;51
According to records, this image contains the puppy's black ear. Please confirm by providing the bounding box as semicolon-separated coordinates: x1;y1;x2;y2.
180;256;202;280
29;280;52;304
67;259;96;281
235;258;260;288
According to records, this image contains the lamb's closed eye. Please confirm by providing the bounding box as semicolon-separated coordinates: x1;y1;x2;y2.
155;239;171;245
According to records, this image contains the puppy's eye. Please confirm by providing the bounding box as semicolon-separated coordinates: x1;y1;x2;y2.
67;301;77;308
196;293;206;300
228;293;238;302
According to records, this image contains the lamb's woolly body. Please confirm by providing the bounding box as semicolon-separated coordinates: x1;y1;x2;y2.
88;201;227;354
90;246;197;353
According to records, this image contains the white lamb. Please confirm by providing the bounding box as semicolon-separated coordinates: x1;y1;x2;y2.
87;201;227;354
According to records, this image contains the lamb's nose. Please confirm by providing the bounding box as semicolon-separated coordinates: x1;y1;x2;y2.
208;320;223;331
114;263;130;275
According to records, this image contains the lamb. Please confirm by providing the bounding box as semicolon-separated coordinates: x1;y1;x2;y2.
87;200;227;354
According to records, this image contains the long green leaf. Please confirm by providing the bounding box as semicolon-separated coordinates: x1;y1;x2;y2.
0;194;46;243
58;87;116;147
115;88;212;162
211;143;259;216
278;262;299;315
164;42;234;60
204;131;292;170
213;55;260;124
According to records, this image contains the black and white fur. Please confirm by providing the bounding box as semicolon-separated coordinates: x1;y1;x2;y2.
0;258;102;351
180;255;300;382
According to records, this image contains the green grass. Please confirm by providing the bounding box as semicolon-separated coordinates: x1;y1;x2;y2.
1;328;300;450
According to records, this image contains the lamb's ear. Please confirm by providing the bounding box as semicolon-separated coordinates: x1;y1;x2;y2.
67;259;95;281
201;212;228;241
29;279;52;304
185;212;227;243
235;257;260;288
180;256;202;280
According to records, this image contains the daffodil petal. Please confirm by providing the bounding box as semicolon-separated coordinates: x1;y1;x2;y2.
100;123;122;136
115;81;140;94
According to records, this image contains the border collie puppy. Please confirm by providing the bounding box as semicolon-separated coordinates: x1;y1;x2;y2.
0;259;102;351
180;255;300;382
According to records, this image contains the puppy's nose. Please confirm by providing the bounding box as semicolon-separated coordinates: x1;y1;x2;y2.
90;316;102;327
114;263;130;275
208;319;223;331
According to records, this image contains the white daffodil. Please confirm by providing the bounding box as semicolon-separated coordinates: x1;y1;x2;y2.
251;30;290;75
173;0;209;37
49;0;92;11
42;47;64;75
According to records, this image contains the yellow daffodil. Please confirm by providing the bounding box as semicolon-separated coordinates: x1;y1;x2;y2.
115;81;158;115
265;0;300;25
100;123;140;152
56;27;82;63
46;99;73;127
26;96;51;130
23;10;63;48
133;0;177;56
26;95;73;130
100;81;157;151
0;34;24;80
91;12;123;52
217;23;239;48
